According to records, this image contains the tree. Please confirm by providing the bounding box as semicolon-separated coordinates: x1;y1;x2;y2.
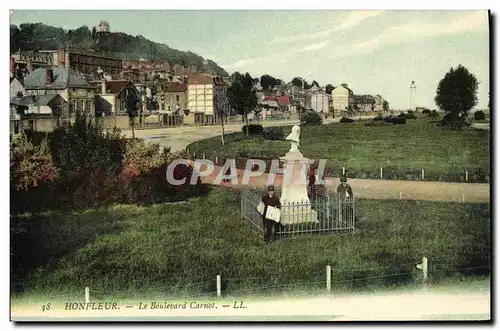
215;87;229;146
325;84;335;95
91;26;97;41
383;100;389;112
126;91;140;139
435;64;478;129
260;74;278;91
291;77;306;89
227;72;258;136
311;80;320;88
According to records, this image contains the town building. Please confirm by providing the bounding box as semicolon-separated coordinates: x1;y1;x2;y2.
186;74;228;125
305;89;330;113
12;48;123;78
353;94;376;112
262;95;295;113
24;67;97;120
123;60;171;75
162;83;188;114
94;80;140;116
331;83;354;112
10;77;26;99
374;94;384;112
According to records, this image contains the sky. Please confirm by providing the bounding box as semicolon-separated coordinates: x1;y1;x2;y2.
10;10;490;109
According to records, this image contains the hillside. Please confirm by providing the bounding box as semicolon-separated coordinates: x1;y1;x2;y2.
10;23;228;76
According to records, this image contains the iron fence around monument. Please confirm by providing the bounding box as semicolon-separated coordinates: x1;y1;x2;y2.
240;188;355;239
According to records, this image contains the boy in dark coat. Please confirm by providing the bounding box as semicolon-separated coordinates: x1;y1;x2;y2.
261;185;281;243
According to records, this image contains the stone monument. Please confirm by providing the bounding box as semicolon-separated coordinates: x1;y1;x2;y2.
279;125;318;225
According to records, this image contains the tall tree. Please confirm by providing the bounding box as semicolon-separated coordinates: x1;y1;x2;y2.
227;72;258;136
126;91;140;139
435;64;478;128
311;80;320;88
325;84;335;95
260;74;278;91
383;100;389;112
291;77;306;89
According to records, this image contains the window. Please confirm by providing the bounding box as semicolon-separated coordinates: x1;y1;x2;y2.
86;100;94;114
176;94;180;102
78;100;84;113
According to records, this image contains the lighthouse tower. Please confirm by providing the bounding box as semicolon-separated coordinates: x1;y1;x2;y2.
409;81;417;111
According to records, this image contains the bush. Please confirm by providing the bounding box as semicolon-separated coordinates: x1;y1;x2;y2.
394;117;407;125
398;113;417;120
373;114;385;121
10;113;209;214
440;113;468;130
422;108;431;115
242;124;264;135
430;110;439;118
474;110;486;121
263;127;285;140
299;111;323;125
339;117;355;123
384;116;399;124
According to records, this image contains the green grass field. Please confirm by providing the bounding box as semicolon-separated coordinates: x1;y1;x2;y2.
187;117;490;181
11;187;490;300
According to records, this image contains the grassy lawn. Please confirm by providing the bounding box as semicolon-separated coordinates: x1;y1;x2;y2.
187;117;490;181
11;187;490;300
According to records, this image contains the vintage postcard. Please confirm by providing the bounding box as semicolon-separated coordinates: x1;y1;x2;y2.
9;8;491;323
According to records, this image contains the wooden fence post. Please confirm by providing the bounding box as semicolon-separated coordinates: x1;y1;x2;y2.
326;265;331;293
465;170;468;182
399;191;402;200
421;169;425;180
342;167;345;175
202;153;206;160
380;167;383;179
85;287;90;304
216;275;221;298
215;156;219;164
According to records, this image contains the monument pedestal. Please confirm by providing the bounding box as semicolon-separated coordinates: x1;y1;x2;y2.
279;150;318;225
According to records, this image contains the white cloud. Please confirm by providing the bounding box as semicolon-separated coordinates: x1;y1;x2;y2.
269;10;384;44
223;11;488;75
222;40;330;71
343;11;488;57
293;41;329;53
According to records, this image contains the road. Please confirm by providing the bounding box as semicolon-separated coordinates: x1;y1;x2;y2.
121;115;490;203
11;289;490;321
190;164;490;203
121;116;376;152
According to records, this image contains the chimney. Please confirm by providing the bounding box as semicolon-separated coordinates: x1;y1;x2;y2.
27;58;34;73
45;68;54;85
101;78;106;94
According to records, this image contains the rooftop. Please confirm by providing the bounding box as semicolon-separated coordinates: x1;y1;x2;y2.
24;67;93;90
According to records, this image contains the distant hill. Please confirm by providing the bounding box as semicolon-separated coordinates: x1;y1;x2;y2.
10;23;228;76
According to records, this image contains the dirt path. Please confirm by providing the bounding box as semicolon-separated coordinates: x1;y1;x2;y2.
122;116;376;152
193;165;489;203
